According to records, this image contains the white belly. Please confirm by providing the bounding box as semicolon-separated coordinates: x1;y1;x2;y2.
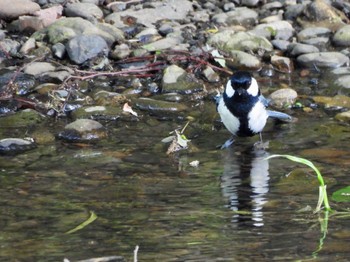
217;97;268;135
248;101;268;133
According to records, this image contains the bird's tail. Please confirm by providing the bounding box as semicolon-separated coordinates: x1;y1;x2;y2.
267;110;294;122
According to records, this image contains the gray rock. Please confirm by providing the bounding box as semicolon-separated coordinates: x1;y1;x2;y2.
202;66;220;83
297;52;350;68
284;3;305;21
135;97;188;112
208;30;273;54
19;37;36;54
0;0;40;20
227;50;261;70
250;21;294;40
297;27;331;42
66;35;108;64
24;62;56;76
64;2;103;22
0;109;44;128
301;37;329;46
40;70;71;83
58;119;107;142
0;39;21;56
105;0;193;28
333;25;350;46
271;55;294;73
162;65;203;94
335;75;350;89
71;106;126;121
32;17;123;46
289;43;319;56
143;35;186;51
271;39;290;51
0;72;35;95
0;138;36;154
163;65;186;84
226;7;258;26
268;88;298;108
52;42;66;59
241;0;260;7
110;43;130;60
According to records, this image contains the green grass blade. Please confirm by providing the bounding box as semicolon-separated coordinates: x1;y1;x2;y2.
65;211;97;234
266;154;331;212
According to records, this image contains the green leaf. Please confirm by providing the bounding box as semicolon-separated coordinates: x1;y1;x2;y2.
65;211;97;234
332;186;350;202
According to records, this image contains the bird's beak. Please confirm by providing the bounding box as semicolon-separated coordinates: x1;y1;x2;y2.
236;87;245;96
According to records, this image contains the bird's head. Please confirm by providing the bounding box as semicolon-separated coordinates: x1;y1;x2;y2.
225;71;260;98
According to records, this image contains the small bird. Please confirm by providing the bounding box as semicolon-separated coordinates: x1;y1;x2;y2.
216;71;292;148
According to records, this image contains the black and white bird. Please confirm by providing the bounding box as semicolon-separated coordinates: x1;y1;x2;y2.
216;71;292;148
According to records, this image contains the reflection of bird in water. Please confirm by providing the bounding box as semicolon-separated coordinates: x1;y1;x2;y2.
220;147;270;227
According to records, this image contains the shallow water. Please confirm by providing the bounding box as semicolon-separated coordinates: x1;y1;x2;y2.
1;71;350;262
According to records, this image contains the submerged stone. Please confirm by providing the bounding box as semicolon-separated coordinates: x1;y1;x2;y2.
0;138;36;154
135;97;188;112
0;109;45;128
58;119;107;142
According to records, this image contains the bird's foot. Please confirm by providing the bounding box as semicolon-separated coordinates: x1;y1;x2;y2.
254;140;269;150
219;137;235;149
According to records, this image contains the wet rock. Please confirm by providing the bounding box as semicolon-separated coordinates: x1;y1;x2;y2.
271;39;290;51
289;43;319;56
208;30;273;55
250;21;294;40
105;0;193;28
335;75;350;89
271;55;294;73
202;66;220;83
93;91;128;107
0;0;40;20
52;42;66;59
0;138;36;154
64;2;103;22
162;65;203;94
268;88;298;108
297;27;332;43
335;111;350;123
23;62;56;76
284;3;306;21
32;17;123;46
66;35;108;64
143;34;186;51
313;95;350;108
242;0;259;7
19;37;36;54
302;0;347;24
0;39;21;57
333;25;350;46
0;72;36;95
157;93;184;102
226;7;258;26
71;105;126;121
58;119;107;142
226;50;261;70
40;70;71;83
0;109;45;128
110;43;130;60
135;97;188;113
297;52;350;68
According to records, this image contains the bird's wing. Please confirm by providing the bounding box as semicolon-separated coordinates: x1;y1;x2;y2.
267;110;293;122
259;95;270;107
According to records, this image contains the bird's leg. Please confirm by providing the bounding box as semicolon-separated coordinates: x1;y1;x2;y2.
220;136;235;149
254;133;269;150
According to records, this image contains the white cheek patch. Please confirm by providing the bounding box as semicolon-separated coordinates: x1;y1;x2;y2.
217;98;240;135
247;78;259;97
225;80;235;98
